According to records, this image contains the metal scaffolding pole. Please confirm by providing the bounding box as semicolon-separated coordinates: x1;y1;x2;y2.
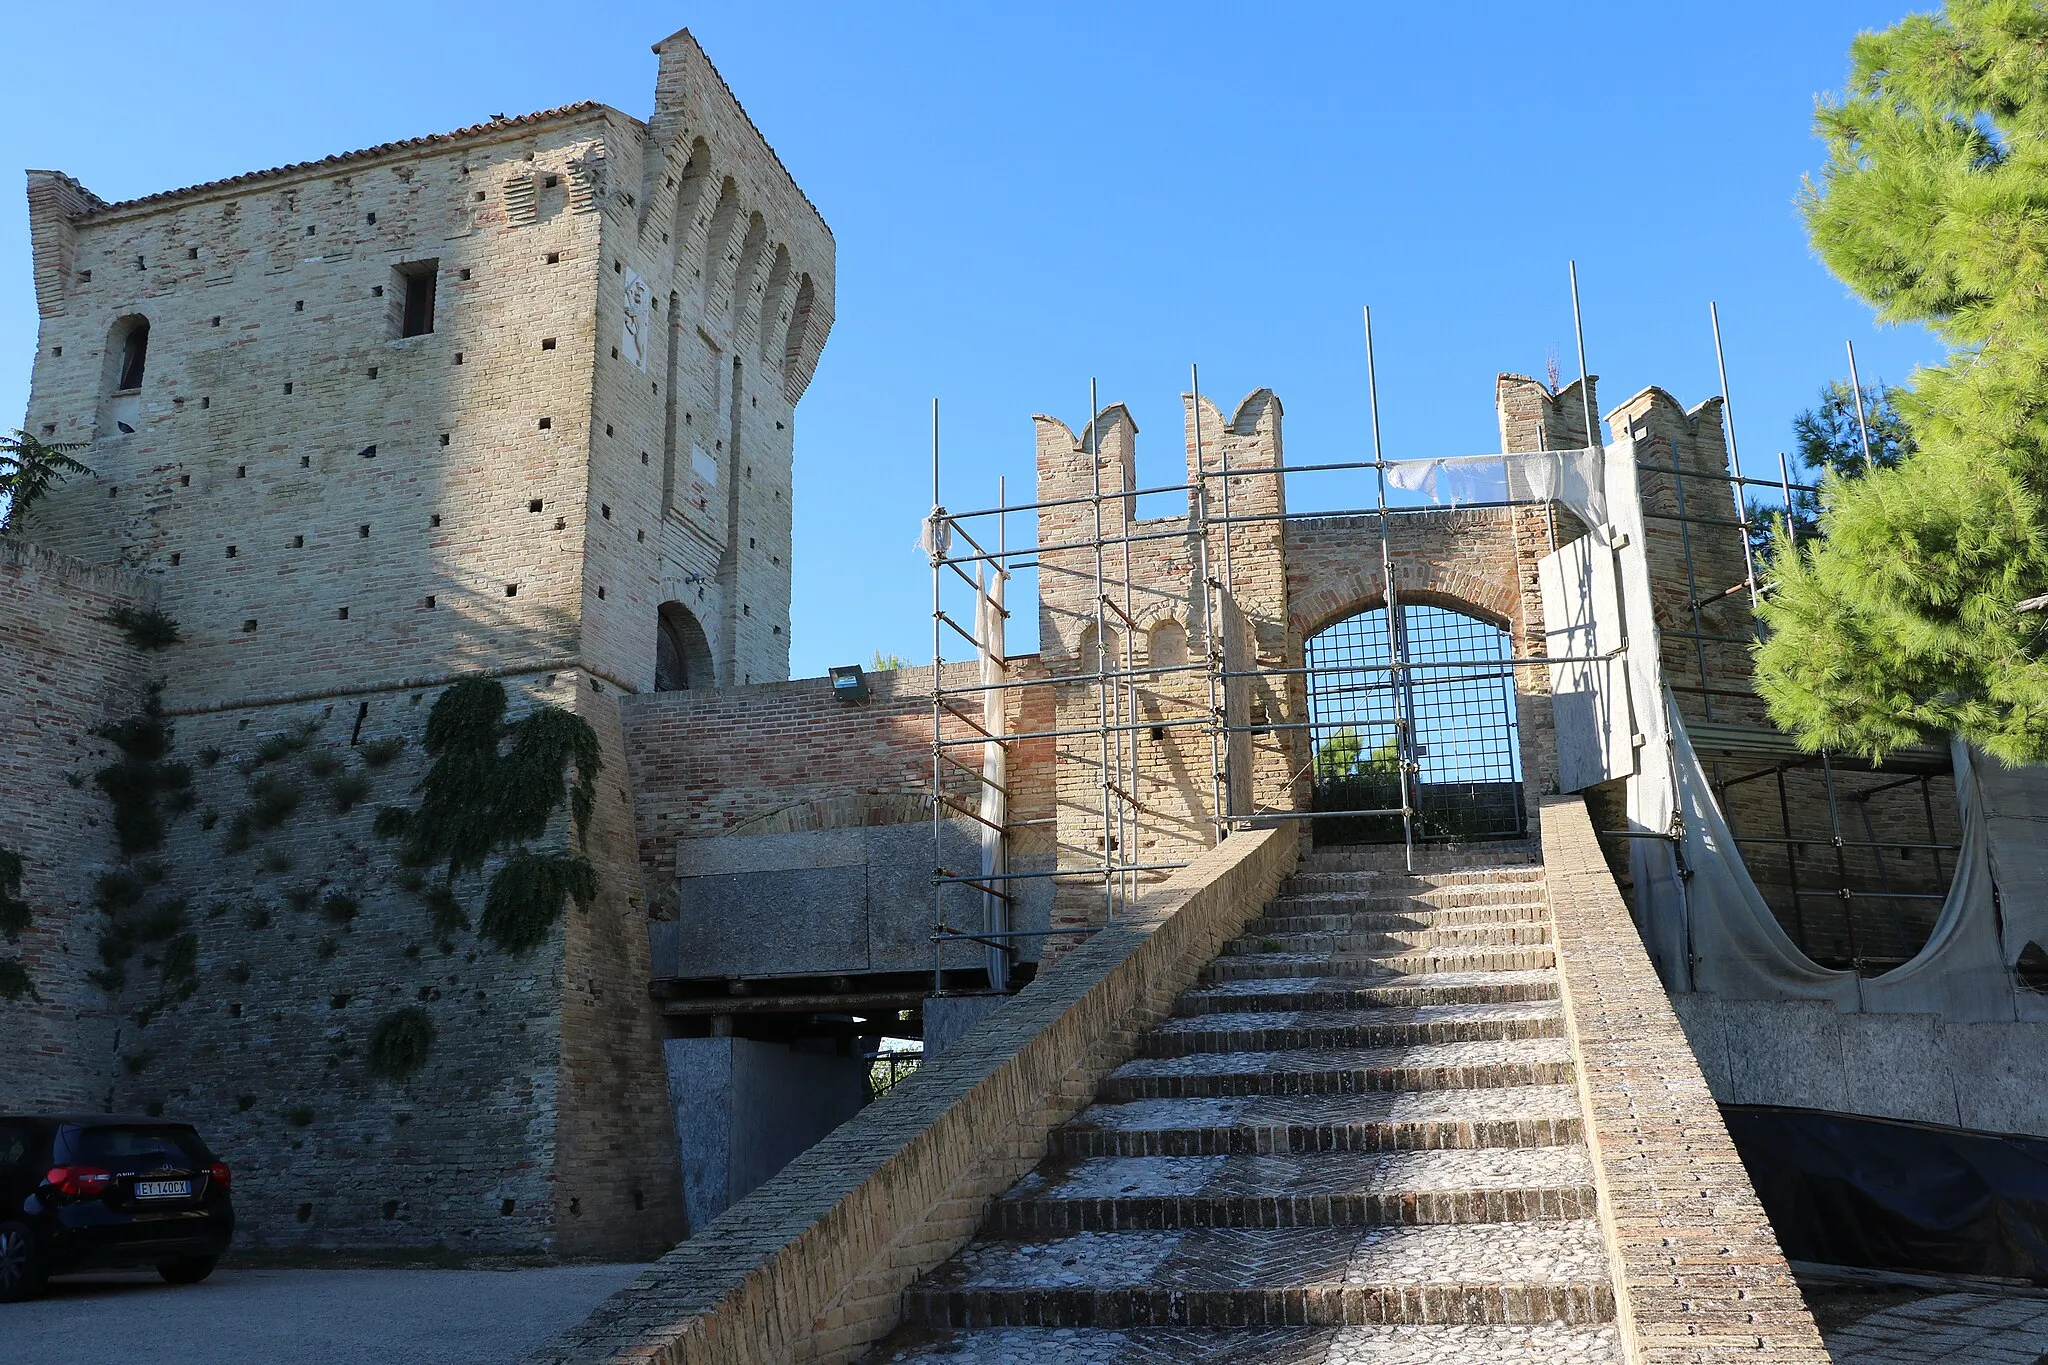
1363;306;1415;870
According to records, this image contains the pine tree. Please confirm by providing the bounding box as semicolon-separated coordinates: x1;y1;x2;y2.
1754;1;2048;765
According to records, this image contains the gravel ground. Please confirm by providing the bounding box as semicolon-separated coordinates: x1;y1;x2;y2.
5;1263;644;1364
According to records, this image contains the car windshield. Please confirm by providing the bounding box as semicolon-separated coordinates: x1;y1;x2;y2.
65;1125;208;1168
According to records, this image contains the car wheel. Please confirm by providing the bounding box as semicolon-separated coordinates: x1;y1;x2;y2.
158;1255;218;1285
0;1221;45;1302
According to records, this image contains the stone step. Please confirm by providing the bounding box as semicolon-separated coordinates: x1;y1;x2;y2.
1052;1086;1585;1158
1283;868;1544;896
1205;946;1557;982
1139;1001;1564;1058
1223;924;1553;959
987;1149;1598;1233
876;1322;1623;1364
1298;844;1543;875
1101;1038;1576;1101
1173;970;1561;1016
1272;883;1546;909
900;1222;1613;1330
1249;903;1550;936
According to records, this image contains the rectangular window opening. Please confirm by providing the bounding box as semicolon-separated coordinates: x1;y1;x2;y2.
398;259;438;338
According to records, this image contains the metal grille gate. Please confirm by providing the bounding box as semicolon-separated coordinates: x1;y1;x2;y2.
1306;603;1525;845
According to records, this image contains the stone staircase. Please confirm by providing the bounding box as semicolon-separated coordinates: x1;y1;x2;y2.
872;846;1621;1364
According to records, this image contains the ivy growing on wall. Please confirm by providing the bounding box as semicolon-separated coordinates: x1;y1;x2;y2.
366;1005;436;1079
373;677;600;955
0;848;34;1002
87;682;204;1011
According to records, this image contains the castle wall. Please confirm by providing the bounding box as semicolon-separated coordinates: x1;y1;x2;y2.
0;539;153;1112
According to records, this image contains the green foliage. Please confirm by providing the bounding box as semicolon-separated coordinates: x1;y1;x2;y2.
123;1049;155;1075
304;750;342;780
286;1105;315;1127
1761;1;2048;762
197;745;222;768
359;737;405;769
375;676;602;949
259;849;294;875
366;1005;436;1079
0;848;28;944
423;885;469;935
1311;728;1400;782
244;773;302;831
869;650;908;671
236;1094;257;1111
320;892;359;925
0;429;91;531
107;606;181;651
479;851;596;954
329;772;371;814
93;685;177;856
0;850;28;1002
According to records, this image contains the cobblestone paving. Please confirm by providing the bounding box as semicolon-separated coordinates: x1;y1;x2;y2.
1824;1292;2048;1363
871;853;1617;1361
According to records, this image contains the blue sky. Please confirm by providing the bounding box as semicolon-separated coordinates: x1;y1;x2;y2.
1;2;1938;677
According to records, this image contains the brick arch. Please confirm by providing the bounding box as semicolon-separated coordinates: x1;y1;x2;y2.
1291;562;1516;642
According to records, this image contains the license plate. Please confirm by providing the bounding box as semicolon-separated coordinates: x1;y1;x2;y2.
135;1180;190;1199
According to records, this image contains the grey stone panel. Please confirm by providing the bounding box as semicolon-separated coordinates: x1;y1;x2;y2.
676;864;870;977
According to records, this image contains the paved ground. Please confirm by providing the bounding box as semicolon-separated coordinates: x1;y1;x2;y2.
1824;1291;2048;1364
6;1263;644;1364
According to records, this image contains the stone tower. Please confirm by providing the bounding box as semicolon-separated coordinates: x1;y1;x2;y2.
5;30;832;1257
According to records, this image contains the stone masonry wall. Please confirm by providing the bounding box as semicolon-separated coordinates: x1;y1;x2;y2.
0;539;154;1112
63;669;673;1256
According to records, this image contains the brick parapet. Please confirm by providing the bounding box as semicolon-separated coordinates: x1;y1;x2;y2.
523;823;1298;1365
1541;795;1827;1364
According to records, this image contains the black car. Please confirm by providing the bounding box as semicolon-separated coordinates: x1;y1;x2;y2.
0;1114;234;1301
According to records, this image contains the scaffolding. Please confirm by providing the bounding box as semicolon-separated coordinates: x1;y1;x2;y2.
920;280;1940;993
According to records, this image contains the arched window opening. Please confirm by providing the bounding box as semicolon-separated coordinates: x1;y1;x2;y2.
1147;619;1188;668
1077;623;1122;676
1304;601;1524;845
100;315;151;437
655;601;714;692
117;321;150;390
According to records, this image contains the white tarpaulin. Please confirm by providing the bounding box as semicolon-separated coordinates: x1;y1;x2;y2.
1384;448;1607;530
1582;436;2029;1018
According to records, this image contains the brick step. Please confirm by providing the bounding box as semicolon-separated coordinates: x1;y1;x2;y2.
1248;902;1550;934
1272;882;1546;909
987;1148;1598;1233
1204;947;1557;982
900;1222;1613;1330
1283;868;1544;896
1052;1085;1585;1158
1173;969;1561;1016
876;1321;1623;1364
1101;1038;1576;1100
1138;1001;1563;1057
1298;845;1543;875
1222;924;1553;958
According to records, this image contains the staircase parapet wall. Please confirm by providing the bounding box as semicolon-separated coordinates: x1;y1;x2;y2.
1541;795;1828;1364
525;823;1298;1365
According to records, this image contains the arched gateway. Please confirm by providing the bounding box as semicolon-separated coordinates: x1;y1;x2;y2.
1304;600;1524;844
